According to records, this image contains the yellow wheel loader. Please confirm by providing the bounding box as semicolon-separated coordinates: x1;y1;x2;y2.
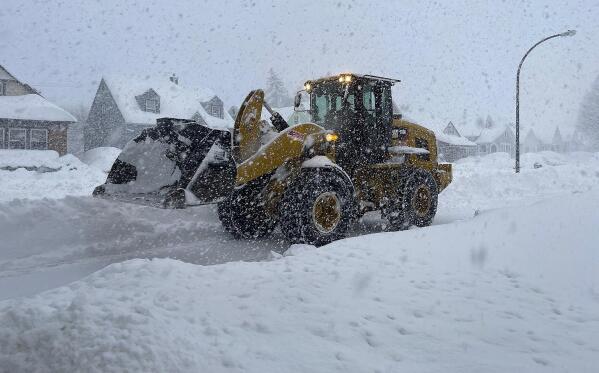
94;73;452;245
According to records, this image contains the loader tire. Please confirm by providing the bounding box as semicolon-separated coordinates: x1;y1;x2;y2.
217;196;236;235
387;168;438;230
219;183;278;239
280;169;354;246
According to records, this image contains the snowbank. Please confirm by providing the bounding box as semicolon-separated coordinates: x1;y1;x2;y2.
79;147;121;173
440;151;599;217
0;151;107;202
0;191;597;372
0;149;62;169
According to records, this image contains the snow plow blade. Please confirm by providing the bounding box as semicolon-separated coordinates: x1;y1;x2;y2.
93;118;235;208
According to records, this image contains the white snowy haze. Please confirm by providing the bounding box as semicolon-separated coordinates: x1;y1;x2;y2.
1;0;598;135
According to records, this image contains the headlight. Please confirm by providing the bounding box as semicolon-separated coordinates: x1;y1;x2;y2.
325;133;339;142
338;74;352;83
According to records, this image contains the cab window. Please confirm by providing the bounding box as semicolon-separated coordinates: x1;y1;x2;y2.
415;137;430;161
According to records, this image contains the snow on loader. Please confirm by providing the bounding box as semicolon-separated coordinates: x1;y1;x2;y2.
94;73;452;245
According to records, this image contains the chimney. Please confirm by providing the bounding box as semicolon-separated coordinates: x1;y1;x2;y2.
169;73;179;85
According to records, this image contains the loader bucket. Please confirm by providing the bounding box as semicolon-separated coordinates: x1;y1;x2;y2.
93;117;235;208
233;89;264;163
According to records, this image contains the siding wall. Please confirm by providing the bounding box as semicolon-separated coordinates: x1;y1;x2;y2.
0;79;36;96
437;141;477;162
0;119;70;155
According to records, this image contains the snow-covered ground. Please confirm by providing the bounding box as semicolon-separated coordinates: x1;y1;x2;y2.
0;150;598;372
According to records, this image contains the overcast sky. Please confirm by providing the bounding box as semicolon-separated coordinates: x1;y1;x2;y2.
1;0;597;137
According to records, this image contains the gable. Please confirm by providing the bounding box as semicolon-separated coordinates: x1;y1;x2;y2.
443;121;461;137
0;66;16;81
201;95;224;119
135;89;161;113
88;79;125;125
203;96;223;106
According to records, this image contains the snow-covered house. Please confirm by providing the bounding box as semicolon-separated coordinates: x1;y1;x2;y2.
523;129;545;153
455;119;516;157
392;110;478;162
0;65;76;155
426;121;477;162
523;126;570;153
85;75;233;150
474;124;516;156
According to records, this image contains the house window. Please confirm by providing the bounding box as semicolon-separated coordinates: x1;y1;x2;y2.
0;128;4;148
9;128;27;149
0;81;5;96
145;99;157;113
210;105;221;117
101;104;109;115
31;129;48;150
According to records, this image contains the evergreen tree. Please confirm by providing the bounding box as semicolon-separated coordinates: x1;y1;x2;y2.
576;75;599;150
265;68;292;107
475;116;485;129
484;115;495;129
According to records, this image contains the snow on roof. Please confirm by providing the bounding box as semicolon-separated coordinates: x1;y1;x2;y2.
102;76;233;130
0;94;76;122
435;132;477;146
476;124;512;143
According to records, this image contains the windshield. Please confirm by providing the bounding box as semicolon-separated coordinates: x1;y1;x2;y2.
311;82;355;128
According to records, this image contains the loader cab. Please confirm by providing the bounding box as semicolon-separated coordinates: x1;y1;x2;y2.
299;74;399;173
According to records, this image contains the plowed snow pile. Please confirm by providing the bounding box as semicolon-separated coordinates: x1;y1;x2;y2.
0;150;110;202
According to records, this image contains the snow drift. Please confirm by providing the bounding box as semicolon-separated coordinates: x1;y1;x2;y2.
0;150;108;202
0;191;597;372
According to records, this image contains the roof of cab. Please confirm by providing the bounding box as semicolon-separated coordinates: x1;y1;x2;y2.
306;73;401;86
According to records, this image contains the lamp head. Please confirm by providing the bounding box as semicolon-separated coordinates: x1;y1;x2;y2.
561;29;576;37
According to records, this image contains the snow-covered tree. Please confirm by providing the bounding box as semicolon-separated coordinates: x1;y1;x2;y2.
475;116;485;129
265;68;292;107
484;115;495;129
576;75;599;150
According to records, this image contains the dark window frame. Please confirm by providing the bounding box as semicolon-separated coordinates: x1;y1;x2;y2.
30;128;48;150
9;128;27;149
145;98;158;113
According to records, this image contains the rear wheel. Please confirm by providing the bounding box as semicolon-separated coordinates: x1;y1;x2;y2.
280;169;354;246
386;169;438;230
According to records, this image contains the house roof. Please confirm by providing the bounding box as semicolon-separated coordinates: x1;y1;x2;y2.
436;132;477;146
406;116;476;147
0;94;76;122
102;75;233;129
475;124;513;143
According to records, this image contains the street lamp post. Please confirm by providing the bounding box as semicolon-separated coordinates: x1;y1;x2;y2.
515;29;576;173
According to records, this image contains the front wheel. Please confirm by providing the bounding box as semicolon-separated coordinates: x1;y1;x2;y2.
280;169;355;246
218;183;278;239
